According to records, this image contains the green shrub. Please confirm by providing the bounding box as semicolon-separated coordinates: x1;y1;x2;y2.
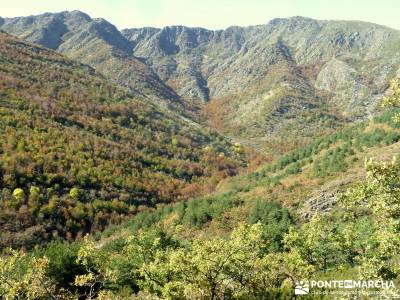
33;240;84;291
248;200;293;252
383;131;400;145
181;193;241;227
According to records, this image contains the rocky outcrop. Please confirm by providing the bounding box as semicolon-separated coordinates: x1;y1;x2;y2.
302;191;338;219
301;175;362;219
315;58;357;92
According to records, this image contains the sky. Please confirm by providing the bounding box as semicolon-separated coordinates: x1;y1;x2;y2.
1;0;399;30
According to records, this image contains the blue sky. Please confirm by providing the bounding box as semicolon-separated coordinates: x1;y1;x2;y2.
1;0;399;30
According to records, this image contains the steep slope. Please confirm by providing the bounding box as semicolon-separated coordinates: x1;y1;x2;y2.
0;32;247;248
123;17;400;147
0;11;181;106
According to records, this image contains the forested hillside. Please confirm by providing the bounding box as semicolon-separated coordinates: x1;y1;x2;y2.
0;31;248;248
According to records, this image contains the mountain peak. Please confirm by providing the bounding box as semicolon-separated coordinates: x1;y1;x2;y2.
267;16;322;27
62;10;92;22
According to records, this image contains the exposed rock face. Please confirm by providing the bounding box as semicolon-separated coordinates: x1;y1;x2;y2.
3;13;400;143
315;58;376;114
301;175;362;219
315;58;357;92
302;192;338;219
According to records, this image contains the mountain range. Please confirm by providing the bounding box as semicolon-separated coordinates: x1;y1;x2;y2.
3;11;400;151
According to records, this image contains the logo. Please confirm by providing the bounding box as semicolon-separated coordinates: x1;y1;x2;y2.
294;279;396;296
295;281;310;295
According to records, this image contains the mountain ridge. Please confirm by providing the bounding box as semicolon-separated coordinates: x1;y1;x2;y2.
1;11;182;106
120;15;398;33
2;11;400;151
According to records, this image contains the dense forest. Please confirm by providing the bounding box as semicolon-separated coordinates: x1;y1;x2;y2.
0;32;251;249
